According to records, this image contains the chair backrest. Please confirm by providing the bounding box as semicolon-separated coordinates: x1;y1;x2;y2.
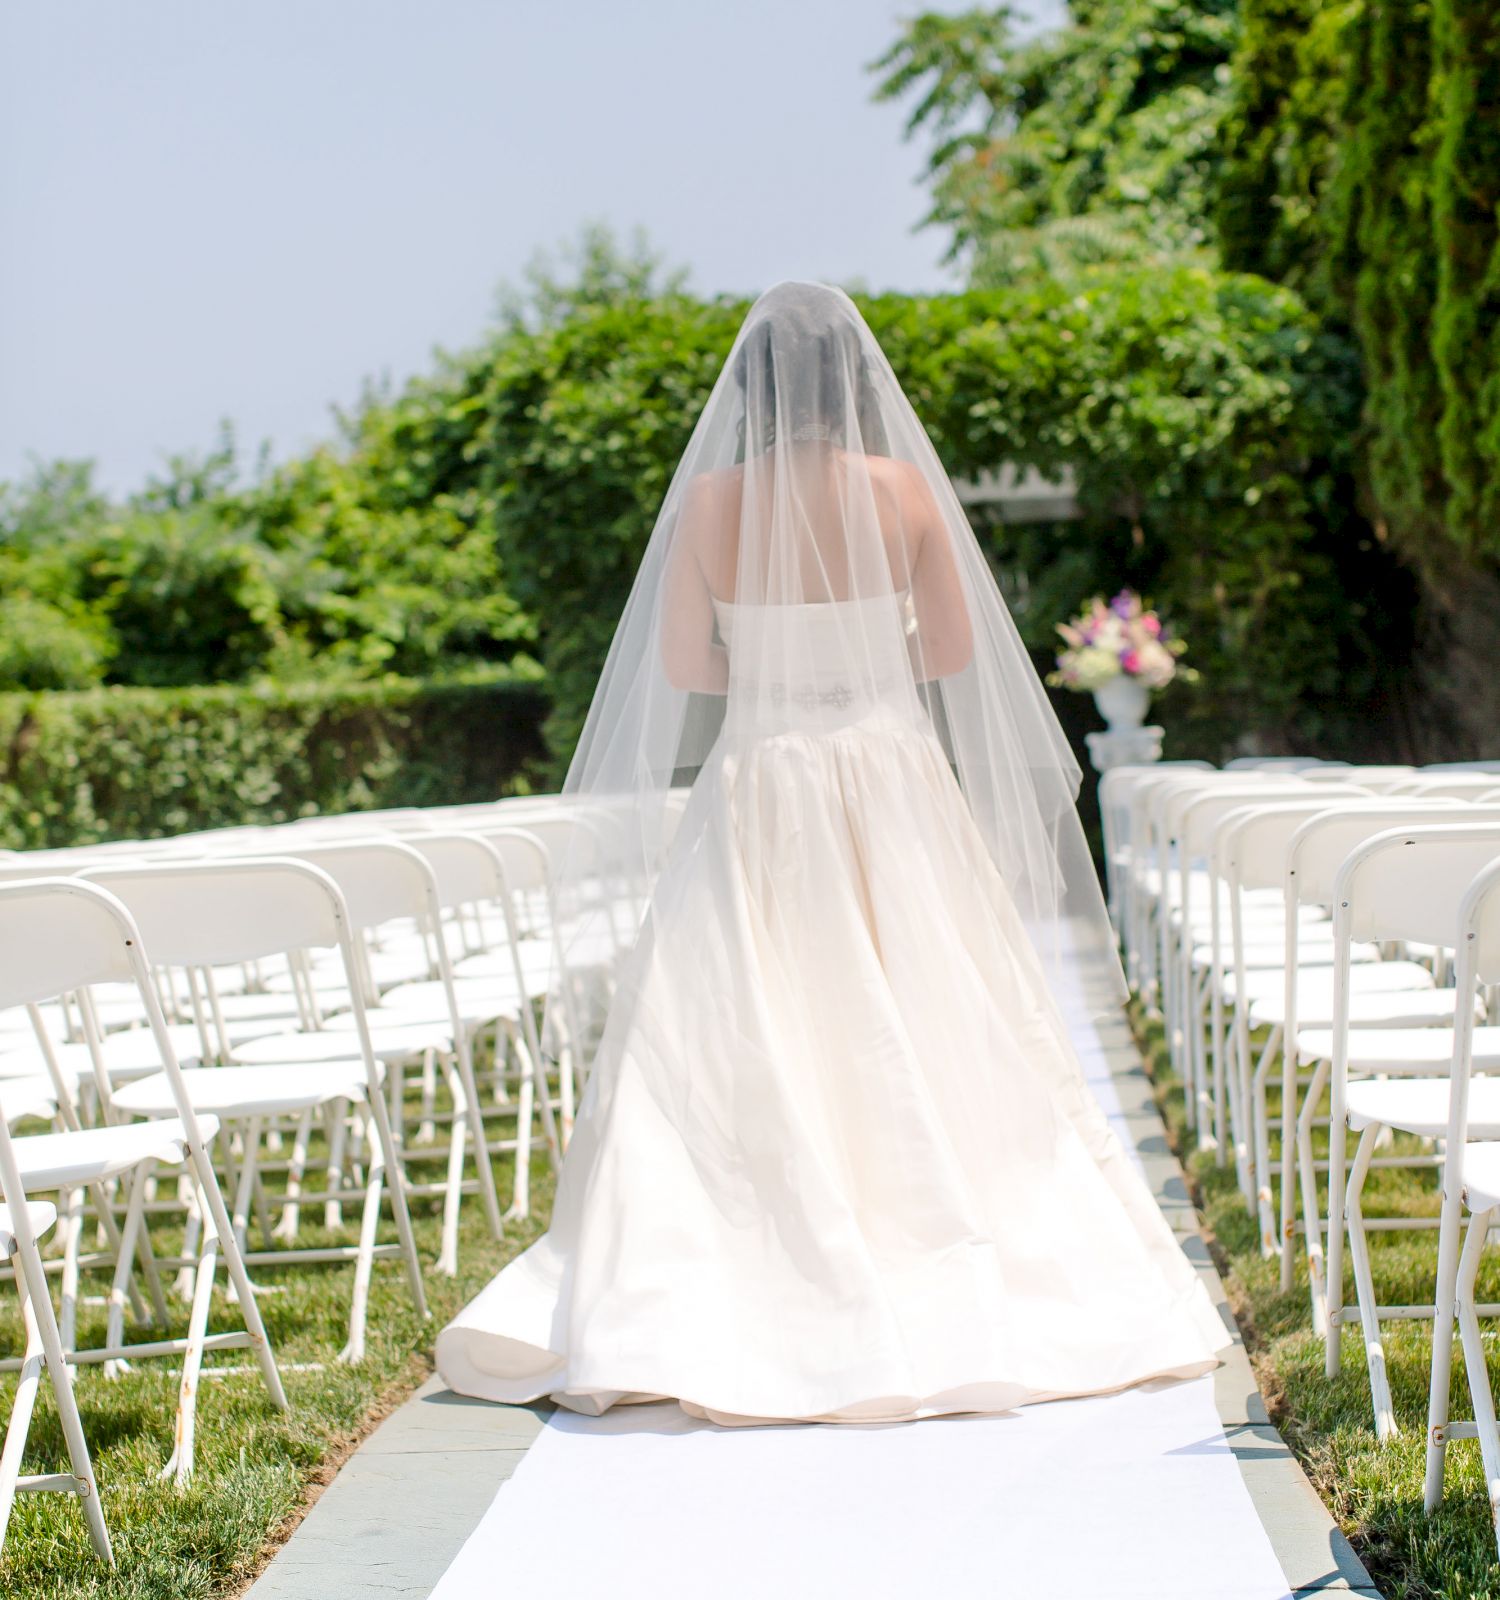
275;840;438;932
513;811;611;885
0;878;142;1010
0;860;95;885
1289;805;1500;909
1225;796;1463;893
81;859;347;967
1464;856;1500;986
1338;823;1500;949
1418;853;1500;1156
1178;783;1334;864
399;833;509;913
1133;770;1226;879
408;827;543;996
472;827;551;895
0;875;232;1155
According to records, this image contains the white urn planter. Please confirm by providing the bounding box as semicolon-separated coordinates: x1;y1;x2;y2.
1092;674;1151;731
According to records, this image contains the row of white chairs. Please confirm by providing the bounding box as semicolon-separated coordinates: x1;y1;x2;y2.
0;791;654;1563
1104;756;1500;1552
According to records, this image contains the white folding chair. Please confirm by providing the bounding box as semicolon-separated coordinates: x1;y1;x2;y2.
83;860;429;1366
0;878;288;1486
272;837;508;1265
1219;799;1428;1251
403;832;559;1225
1282;807;1500;1325
1318;824;1500;1434
1099;761;1209;950
1214;797;1461;1257
1170;780;1351;1162
464;824;594;1113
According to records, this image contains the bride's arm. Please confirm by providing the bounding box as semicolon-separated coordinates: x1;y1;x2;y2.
660;480;730;694
906;474;974;679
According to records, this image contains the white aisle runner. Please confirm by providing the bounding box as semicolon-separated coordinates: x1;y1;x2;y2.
428;997;1293;1600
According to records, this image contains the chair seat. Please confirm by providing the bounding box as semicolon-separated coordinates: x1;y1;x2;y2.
1194;940;1374;974
0;1199;58;1253
1233;958;1433;1002
11;1116;219;1190
210;992;308;1023
232;1022;452;1066
0;1022;207;1085
2;1074;59;1128
0;1053;93;1094
1459;1142;1500;1213
1242;960;1435;1018
114;1064;372;1120
365;949;436;988
1175;900;1326;930
216;1012;339;1050
1258;986;1478;1032
1346;1077;1500;1138
361;980;527;1027
262;970;359;1011
452;942;555;993
1297;1025;1500;1070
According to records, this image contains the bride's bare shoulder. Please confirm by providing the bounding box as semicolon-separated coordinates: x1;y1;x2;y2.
863;454;941;532
678;465;743;537
682;464;744;512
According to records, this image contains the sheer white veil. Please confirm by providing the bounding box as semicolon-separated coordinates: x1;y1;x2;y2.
543;281;1125;1069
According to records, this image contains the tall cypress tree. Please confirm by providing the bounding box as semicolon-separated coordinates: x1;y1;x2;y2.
1329;0;1446;550
1431;0;1500;554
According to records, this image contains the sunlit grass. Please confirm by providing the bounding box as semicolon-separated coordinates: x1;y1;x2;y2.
1133;1002;1500;1600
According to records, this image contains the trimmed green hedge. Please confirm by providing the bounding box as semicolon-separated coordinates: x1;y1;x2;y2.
0;669;546;851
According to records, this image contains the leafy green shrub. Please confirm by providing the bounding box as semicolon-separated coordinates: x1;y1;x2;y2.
0;668;546;850
0;595;112;691
238;444;530;678
67;508;285;686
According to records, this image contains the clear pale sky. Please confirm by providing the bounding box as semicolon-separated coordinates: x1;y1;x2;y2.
0;2;1064;494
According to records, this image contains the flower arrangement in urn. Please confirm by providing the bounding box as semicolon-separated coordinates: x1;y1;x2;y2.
1047;590;1191;730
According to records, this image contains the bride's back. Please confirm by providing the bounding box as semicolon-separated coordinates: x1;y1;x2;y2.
684;445;933;608
662;436;973;693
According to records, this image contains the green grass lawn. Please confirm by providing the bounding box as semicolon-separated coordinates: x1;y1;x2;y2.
1132;1002;1500;1600
0;1098;554;1600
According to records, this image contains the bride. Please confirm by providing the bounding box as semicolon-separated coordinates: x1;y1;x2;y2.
437;282;1228;1425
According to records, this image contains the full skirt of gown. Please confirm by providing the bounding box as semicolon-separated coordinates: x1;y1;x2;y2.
436;706;1229;1425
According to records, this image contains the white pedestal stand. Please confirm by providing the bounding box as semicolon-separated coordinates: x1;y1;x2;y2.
1085;725;1164;776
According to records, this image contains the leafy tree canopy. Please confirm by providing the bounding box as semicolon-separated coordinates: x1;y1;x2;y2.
871;2;1239;284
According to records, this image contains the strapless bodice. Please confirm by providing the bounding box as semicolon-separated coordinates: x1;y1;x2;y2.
712;590;920;735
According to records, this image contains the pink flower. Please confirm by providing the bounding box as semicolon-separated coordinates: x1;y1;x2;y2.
1141;614;1162;638
1120;648;1142;674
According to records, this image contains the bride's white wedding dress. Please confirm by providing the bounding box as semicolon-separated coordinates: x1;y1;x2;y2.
437;585;1229;1425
